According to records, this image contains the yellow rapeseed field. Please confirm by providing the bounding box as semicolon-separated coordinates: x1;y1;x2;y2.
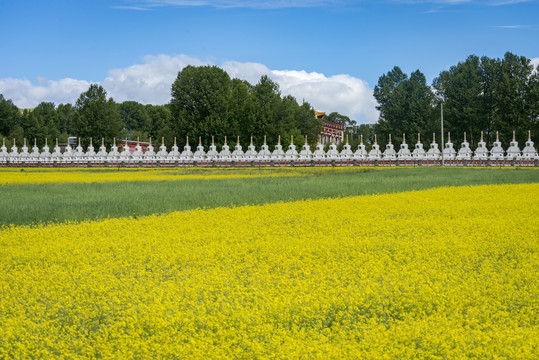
0;167;376;185
1;183;538;358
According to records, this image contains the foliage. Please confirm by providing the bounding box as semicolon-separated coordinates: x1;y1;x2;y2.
433;52;539;146
374;67;435;148
72;84;124;146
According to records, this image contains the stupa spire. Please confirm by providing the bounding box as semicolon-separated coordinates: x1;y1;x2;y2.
389;134;392;144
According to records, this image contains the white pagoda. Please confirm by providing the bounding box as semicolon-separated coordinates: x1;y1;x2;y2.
412;133;425;160
522;131;537;159
426;133;441;160
506;131;521;160
473;131;489;160
456;133;472;160
382;134;396;160
397;133;411;160
354;135;368;160
489;132;504;160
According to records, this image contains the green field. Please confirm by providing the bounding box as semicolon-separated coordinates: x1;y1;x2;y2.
1;167;538;226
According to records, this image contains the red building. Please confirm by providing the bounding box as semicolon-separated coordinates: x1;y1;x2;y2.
316;111;344;144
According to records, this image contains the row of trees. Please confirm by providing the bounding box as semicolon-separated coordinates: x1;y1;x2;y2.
0;66;320;149
373;52;539;149
1;53;538;151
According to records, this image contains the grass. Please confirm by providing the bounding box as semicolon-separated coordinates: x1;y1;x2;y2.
1;167;538;226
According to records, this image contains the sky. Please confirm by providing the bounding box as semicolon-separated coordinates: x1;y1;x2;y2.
1;0;538;124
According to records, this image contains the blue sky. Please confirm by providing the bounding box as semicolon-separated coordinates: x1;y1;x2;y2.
1;0;538;123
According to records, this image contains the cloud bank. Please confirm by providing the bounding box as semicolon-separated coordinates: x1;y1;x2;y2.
0;54;379;124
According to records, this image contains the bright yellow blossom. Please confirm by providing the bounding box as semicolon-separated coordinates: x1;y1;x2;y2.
0;183;537;358
0;166;380;186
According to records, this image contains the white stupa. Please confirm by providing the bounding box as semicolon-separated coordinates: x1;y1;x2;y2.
231;136;245;161
74;138;86;160
368;134;382;160
489;132;504;160
354;135;368;160
96;138;108;160
205;137;218;160
313;136;326;160
382;134;396;160
473;131;489;160
506;131;521;160
132;138;144;160
285;136;299;160
397;133;411;160
86;138;97;161
156;137;168;160
9;139;19;160
181;136;194;161
326;138;340;160
426;133;441;160
257;136;272;160
244;136;258;160
271;136;285;160
456;132;472;160
51;138;62;160
412;133;425;160
522;131;537;159
340;135;353;159
30;139;41;161
299;136;312;160
120;139;131;161
219;136;231;160
167;137;180;160
63;140;74;162
19;138;29;161
144;138;155;160
193;137;206;161
108;138;121;161
0;138;7;161
40;138;51;160
443;132;456;160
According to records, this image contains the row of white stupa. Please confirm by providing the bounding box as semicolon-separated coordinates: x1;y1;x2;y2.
1;131;537;163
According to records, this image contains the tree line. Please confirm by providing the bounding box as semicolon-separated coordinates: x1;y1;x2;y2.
0;66;320;149
372;52;539;149
1;53;538;151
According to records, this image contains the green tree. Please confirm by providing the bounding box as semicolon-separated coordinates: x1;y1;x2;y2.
120;101;151;134
170;65;232;147
493;52;535;144
56;103;75;135
72;84;124;146
145;104;174;146
374;68;434;148
0;94;20;139
33;102;60;141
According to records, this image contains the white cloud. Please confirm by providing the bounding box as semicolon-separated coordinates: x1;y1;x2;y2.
222;61;380;123
0;77;91;109
531;57;539;70
102;54;209;104
0;54;379;124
